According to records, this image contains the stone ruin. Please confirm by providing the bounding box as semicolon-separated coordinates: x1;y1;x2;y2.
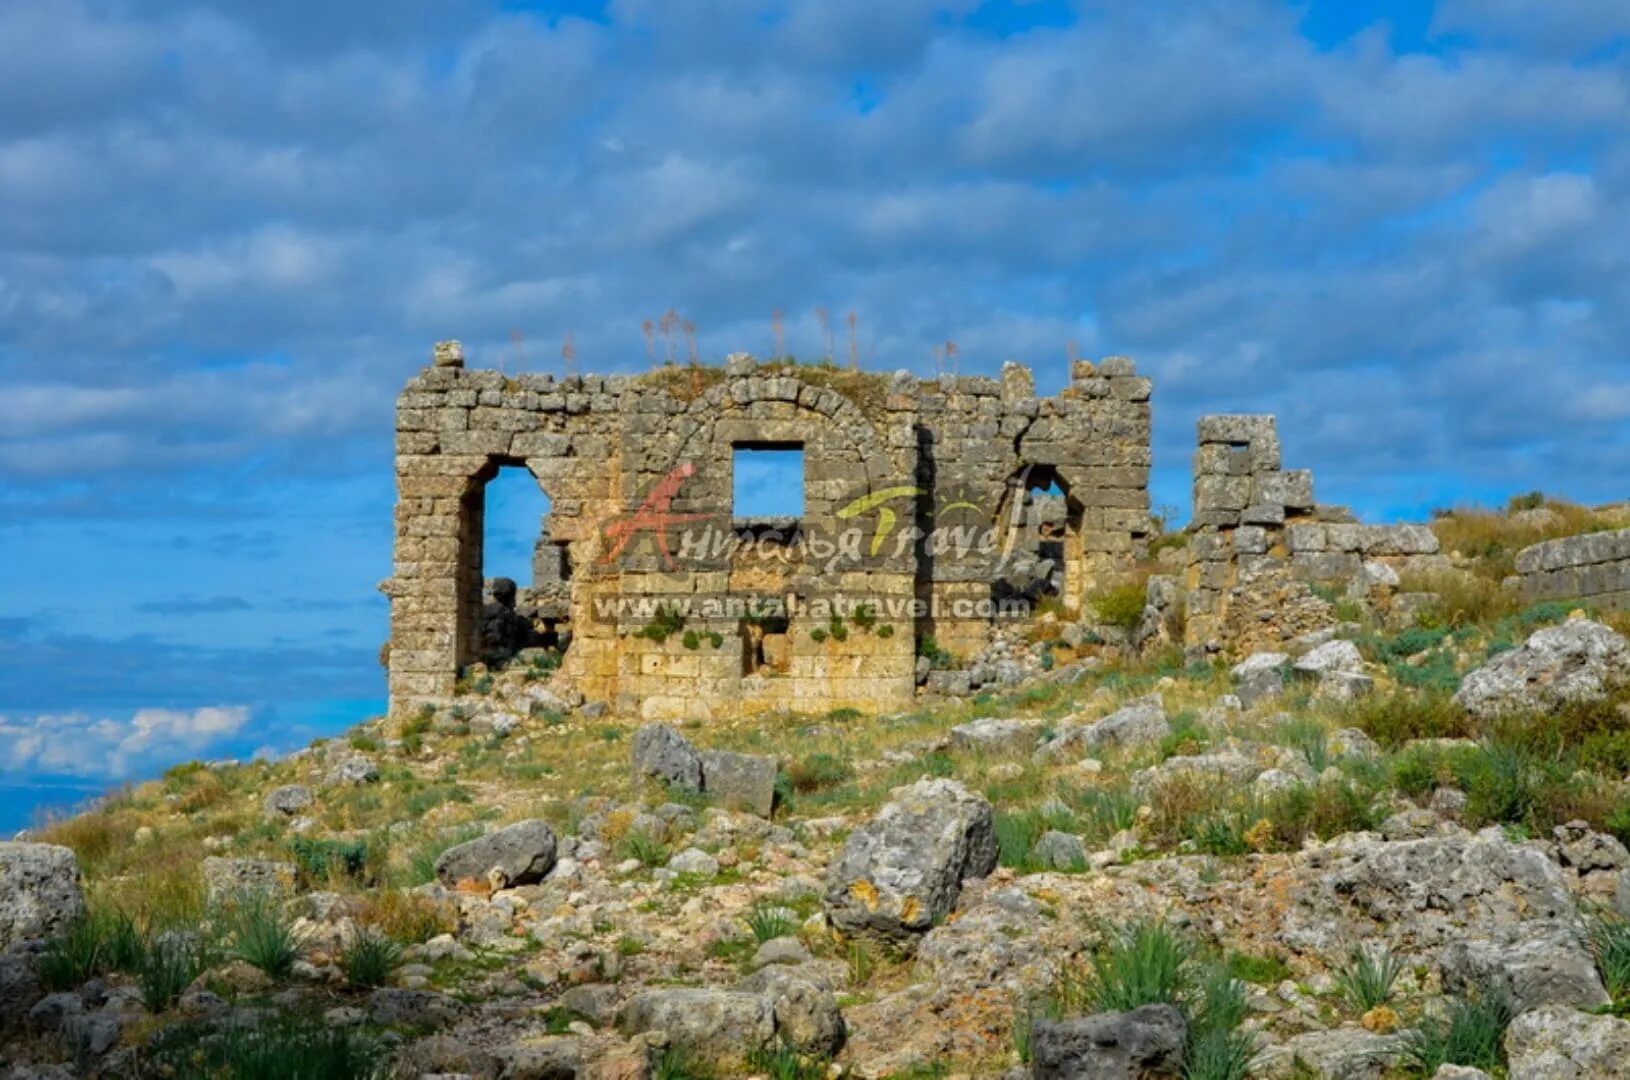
383;345;1152;719
1184;415;1445;658
380;342;1465;719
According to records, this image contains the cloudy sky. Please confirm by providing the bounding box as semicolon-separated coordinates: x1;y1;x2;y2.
3;0;1629;830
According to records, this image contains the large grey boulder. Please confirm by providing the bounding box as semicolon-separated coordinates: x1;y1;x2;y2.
1279;827;1606;1011
0;944;46;1033
950;717;1042;756
915;887;1052;993
1256;1026;1401;1079
823;778;997;941
1454;619;1630;719
617;988;775;1058
1232;652;1289;709
1505;1006;1630;1078
1030;1004;1186;1079
1031;831;1088;871
263;785;313;817
1038;696;1168;759
630;723;703;790
1440;934;1608;1013
1294;639;1365;676
433;820;557;889
0;844;85;949
699;750;778;818
737;966;846;1056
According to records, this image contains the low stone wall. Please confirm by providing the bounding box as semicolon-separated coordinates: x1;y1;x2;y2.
1514;529;1630;610
1286;523;1445;581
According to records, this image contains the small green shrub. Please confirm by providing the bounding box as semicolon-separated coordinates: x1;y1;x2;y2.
1337;689;1473;747
1275;717;1331;774
1401;991;1514;1074
1225;951;1292;985
636;603;688;644
290;836;371;884
618;829;670;868
1081;919;1191;1012
1590;914;1630;1003
681;630;701;650
743;903;797;944
1159;710;1209;759
144;1016;385;1079
650;1045;712;1080
1090;582;1148;629
39;915;110;991
745;1046;827;1080
227;892;305;977
341;930;402;989
1331;945;1402;1012
785;752;852;793
846;939;874;986
139;933;211;1012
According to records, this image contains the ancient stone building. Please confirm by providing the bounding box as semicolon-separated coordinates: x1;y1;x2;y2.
383;344;1152;719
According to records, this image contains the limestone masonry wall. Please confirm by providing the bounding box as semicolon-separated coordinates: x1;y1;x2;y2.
383;344;1151;719
1185;414;1444;657
1515;529;1630;610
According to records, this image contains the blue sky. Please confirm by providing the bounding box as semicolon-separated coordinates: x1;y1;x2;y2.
3;0;1630;832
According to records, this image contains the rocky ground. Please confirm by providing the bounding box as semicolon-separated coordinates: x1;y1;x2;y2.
9;503;1630;1078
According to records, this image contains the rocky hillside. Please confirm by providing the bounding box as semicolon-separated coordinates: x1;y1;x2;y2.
8;500;1630;1079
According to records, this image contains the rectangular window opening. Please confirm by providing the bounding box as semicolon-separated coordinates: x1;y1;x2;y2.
732;444;805;522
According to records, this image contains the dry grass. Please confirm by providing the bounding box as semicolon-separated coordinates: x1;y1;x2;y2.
354;889;457;944
1429;499;1613;579
1395;569;1518;628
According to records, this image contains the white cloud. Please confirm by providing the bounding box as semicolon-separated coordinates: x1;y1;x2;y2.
0;705;251;779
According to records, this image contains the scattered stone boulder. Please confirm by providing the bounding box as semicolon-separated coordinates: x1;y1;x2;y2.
201;857;295;906
1316;670;1375;702
617;988;774;1058
1440;934;1608;1013
1505;1005;1630;1078
629;726;776;815
630;723;703;790
699;750;778;818
325;756;379;786
667;848;720;877
367;988;466;1029
1294;639;1364;676
0;844;85;949
1232;652;1289;708
1133;750;1260;795
263;785;314;817
1454;619;1630;719
1257;1026;1401;1079
433;820;558;890
949;717;1041;756
1029;1004;1186;1079
1031;831;1088;871
1039;695;1168;758
737;966;846;1056
1279;828;1606;1010
823;778;997;941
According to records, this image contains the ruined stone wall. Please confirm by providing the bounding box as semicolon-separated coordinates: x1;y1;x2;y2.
385;345;1152;718
1514;529;1630;610
1185;415;1443;657
912;357;1152;659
